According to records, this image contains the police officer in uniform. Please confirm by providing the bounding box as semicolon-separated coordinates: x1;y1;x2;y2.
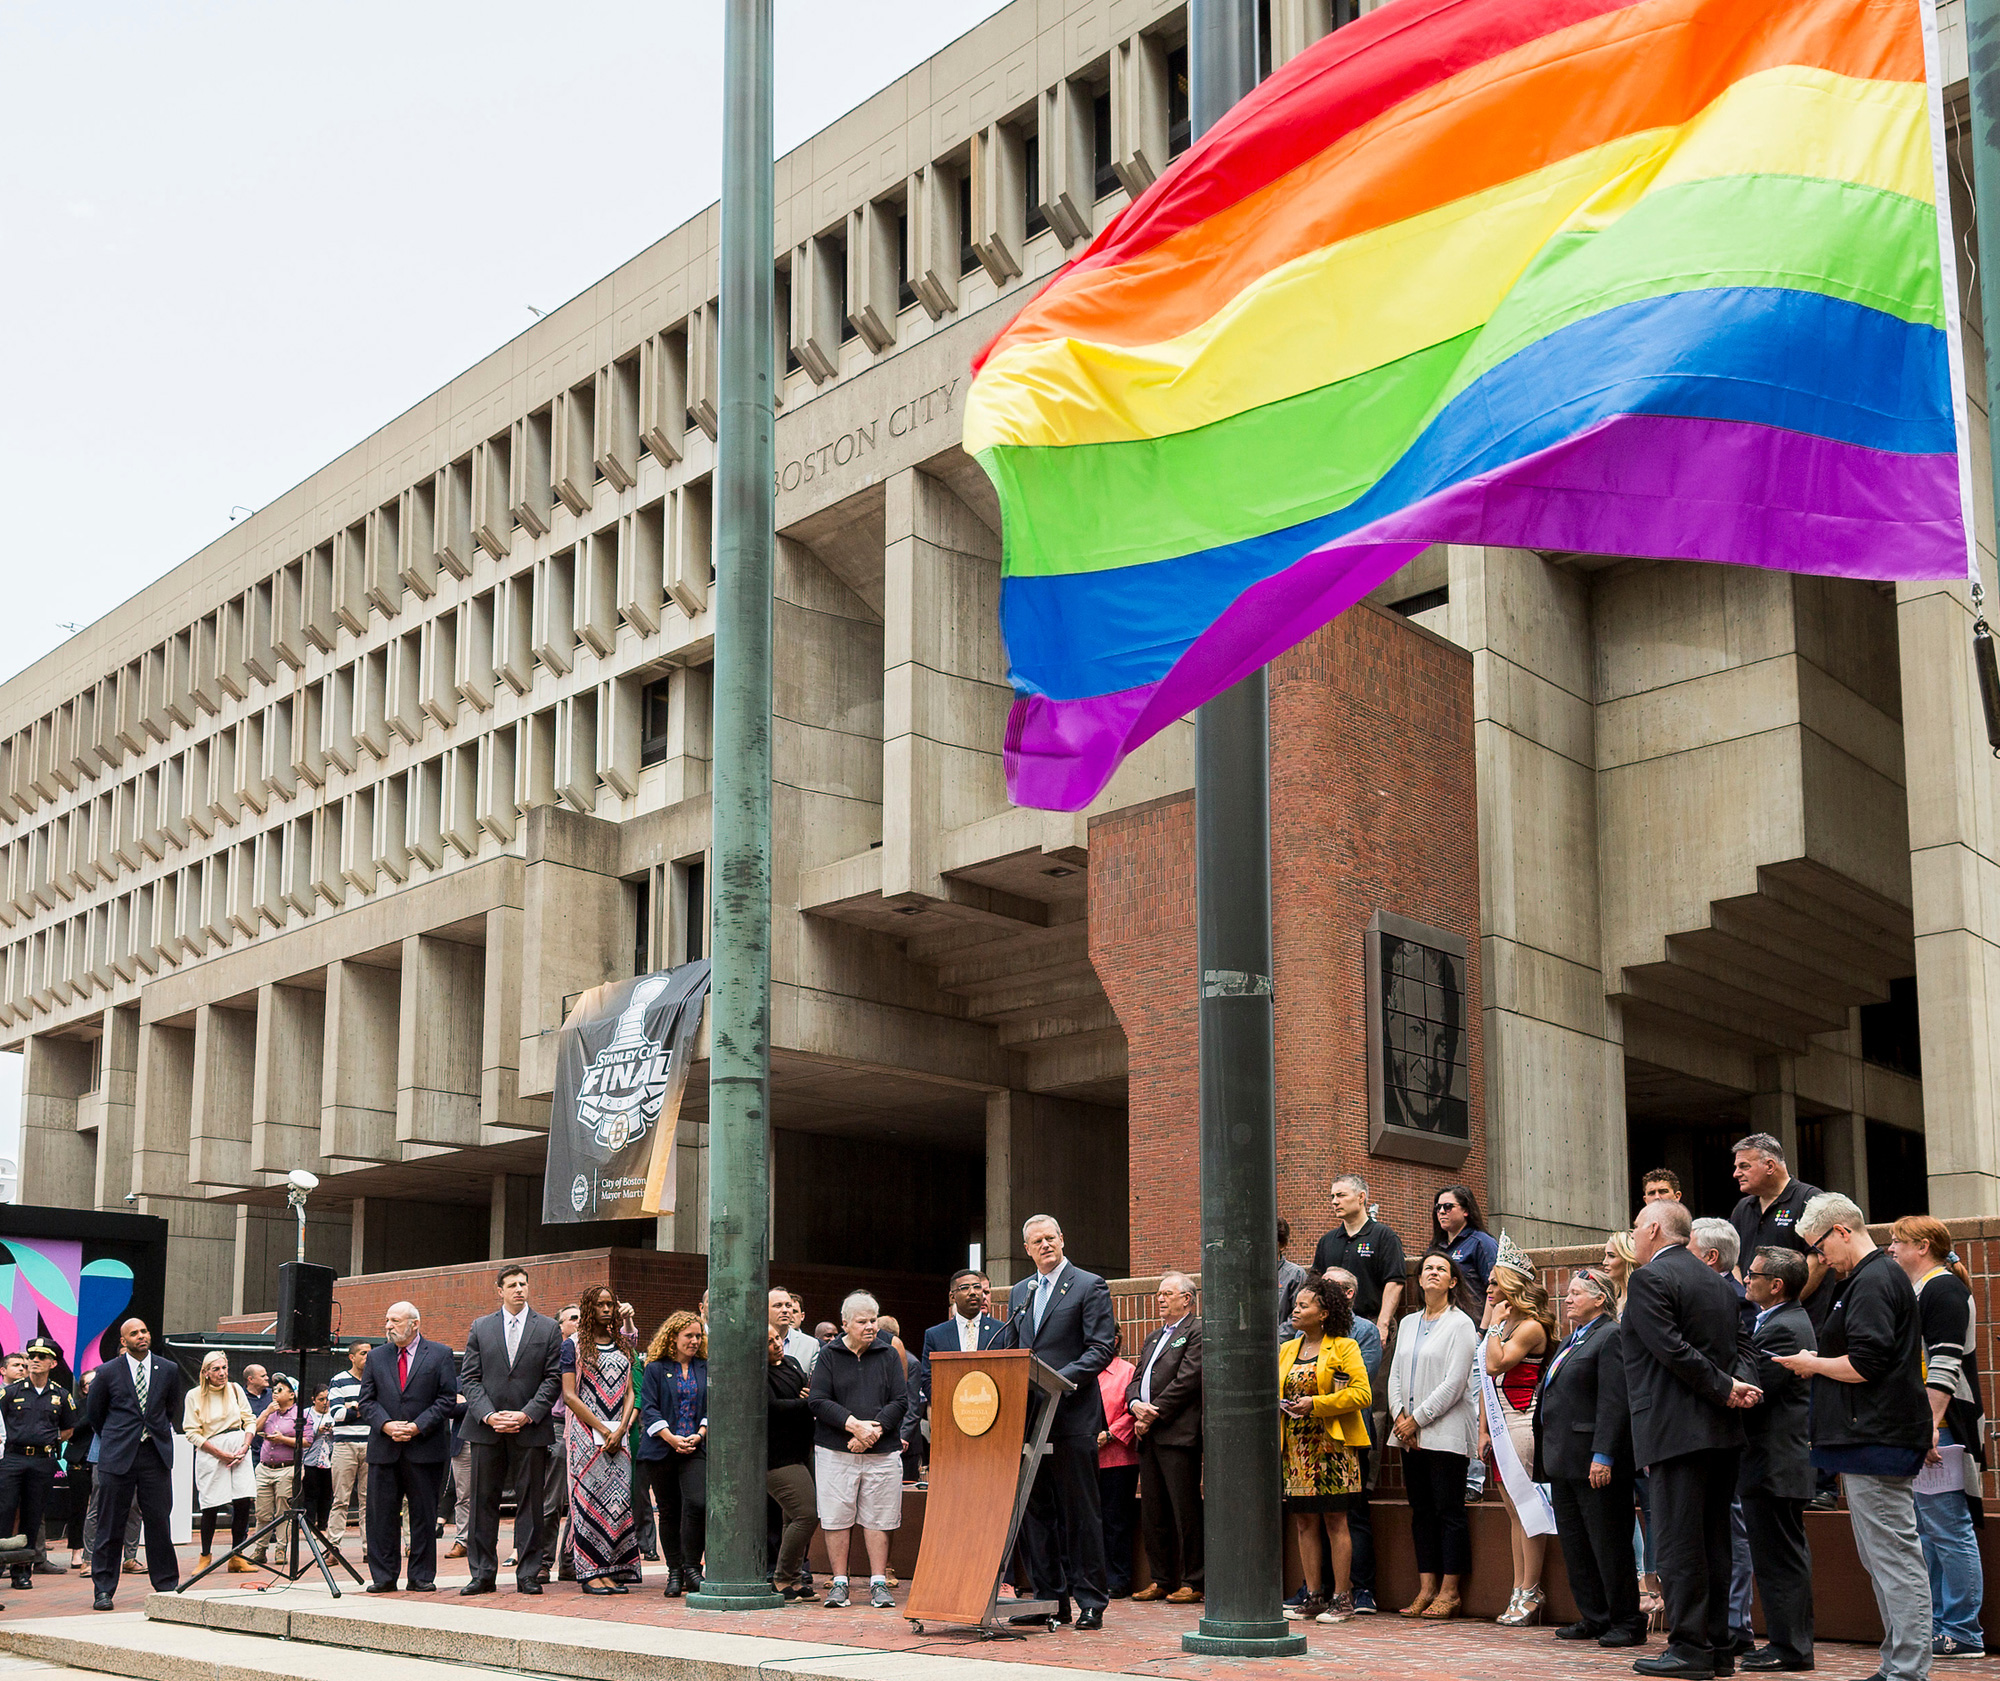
0;1342;78;1590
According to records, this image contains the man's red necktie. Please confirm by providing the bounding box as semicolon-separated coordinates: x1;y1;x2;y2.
399;1344;411;1389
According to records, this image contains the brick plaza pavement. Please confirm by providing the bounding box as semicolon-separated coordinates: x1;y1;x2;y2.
0;1540;1951;1681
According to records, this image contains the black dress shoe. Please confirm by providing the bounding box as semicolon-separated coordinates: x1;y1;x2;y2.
1557;1623;1603;1641
1077;1608;1104;1631
460;1580;496;1597
611;1582;630;1594
365;1582;398;1593
582;1580;616;1595
1741;1654;1814;1673
1634;1656;1715;1680
92;1593;115;1611
517;1579;542;1594
407;1582;437;1592
1602;1628;1650;1648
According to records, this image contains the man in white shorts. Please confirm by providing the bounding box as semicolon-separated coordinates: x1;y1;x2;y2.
804;1291;910;1609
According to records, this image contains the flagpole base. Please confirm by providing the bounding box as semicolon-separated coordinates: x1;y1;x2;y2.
686;1581;786;1611
1182;1617;1309;1656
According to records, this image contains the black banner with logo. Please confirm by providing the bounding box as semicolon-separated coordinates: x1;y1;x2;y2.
542;961;710;1225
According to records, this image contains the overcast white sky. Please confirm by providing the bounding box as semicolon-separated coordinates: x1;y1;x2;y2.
0;0;1013;1177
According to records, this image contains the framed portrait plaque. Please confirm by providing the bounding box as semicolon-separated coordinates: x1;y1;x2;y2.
1364;909;1472;1168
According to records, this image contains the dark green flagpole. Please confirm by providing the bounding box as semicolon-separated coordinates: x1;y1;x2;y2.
686;0;783;1612
1182;0;1304;1658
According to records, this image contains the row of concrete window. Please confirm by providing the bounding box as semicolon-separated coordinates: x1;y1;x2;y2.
0;662;709;1028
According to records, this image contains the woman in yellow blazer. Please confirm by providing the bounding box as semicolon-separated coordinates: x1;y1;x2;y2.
1279;1271;1372;1624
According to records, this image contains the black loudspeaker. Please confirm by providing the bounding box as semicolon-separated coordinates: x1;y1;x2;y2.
275;1262;336;1353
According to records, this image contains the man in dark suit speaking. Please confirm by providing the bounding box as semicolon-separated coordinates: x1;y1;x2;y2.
994;1214;1118;1630
83;1317;186;1610
457;1265;563;1597
1624;1201;1762;1681
358;1300;459;1593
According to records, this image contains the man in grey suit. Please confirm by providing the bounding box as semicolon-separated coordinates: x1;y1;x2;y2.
456;1265;564;1596
1739;1248;1816;1672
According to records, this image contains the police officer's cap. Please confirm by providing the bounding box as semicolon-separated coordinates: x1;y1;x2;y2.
22;1341;58;1361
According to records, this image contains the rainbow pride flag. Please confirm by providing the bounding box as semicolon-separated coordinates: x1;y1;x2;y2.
966;0;1971;812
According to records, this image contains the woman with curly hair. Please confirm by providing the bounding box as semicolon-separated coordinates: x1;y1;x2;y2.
1480;1250;1556;1626
559;1285;642;1593
1278;1272;1372;1623
639;1308;709;1596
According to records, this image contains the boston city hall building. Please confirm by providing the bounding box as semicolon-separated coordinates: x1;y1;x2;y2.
6;0;1998;1333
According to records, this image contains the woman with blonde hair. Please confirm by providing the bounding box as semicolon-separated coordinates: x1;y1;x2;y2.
560;1284;642;1593
1278;1272;1372;1623
1480;1242;1556;1626
1887;1215;1987;1657
183;1352;257;1572
1601;1232;1637;1316
639;1308;708;1597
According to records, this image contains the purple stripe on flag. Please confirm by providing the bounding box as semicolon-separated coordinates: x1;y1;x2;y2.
1005;414;1966;811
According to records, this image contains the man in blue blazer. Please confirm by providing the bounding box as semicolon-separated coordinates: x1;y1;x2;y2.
83;1317;186;1609
994;1216;1119;1629
912;1270;1005;1429
358;1300;458;1592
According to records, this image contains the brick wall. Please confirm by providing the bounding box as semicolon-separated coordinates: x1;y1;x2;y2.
1091;603;1484;1279
217;1248;952;1353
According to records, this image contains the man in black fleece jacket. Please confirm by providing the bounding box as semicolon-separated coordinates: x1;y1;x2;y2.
805;1291;908;1608
1773;1193;1931;1681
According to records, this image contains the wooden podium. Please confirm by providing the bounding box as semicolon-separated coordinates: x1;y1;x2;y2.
905;1348;1072;1636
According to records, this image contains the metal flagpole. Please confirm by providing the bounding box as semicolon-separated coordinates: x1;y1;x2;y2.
1182;0;1305;1658
686;0;783;1612
1959;0;2000;751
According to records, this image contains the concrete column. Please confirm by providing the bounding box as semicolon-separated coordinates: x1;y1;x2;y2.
232;1205;289;1316
133;1020;235;1333
1824;1111;1871;1214
1751;1056;1800;1165
189;1002;256;1188
321;959;399;1163
252;982;326;1175
481;906;543;1139
232;1200;350;1315
1897;576;2000;1214
1447;545;1625;1244
517;806;628;1100
92;1005;140;1212
350;1197;368;1276
880;468;1011;901
398;934;482;1147
18;1033;95;1209
985;1090;1128;1288
653;1119;710;1254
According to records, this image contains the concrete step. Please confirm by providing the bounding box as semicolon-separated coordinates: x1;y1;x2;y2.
0;1591;1145;1681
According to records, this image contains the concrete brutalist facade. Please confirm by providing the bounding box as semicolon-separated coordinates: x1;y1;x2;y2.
3;0;1997;1333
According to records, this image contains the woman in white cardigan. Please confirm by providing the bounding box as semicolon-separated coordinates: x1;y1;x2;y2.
1387;1250;1481;1619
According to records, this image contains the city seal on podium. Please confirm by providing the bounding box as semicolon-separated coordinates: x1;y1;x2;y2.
951;1369;1000;1437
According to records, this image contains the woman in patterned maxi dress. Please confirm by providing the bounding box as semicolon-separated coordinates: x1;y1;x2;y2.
561;1284;643;1591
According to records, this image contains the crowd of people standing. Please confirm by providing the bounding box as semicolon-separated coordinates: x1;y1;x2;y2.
0;1137;1979;1676
1257;1141;1987;1681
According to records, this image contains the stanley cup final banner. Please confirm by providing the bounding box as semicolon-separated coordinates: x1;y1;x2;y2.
543;960;711;1225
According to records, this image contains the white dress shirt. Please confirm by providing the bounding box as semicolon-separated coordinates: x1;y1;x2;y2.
1139;1315;1187;1404
956;1311;983;1352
